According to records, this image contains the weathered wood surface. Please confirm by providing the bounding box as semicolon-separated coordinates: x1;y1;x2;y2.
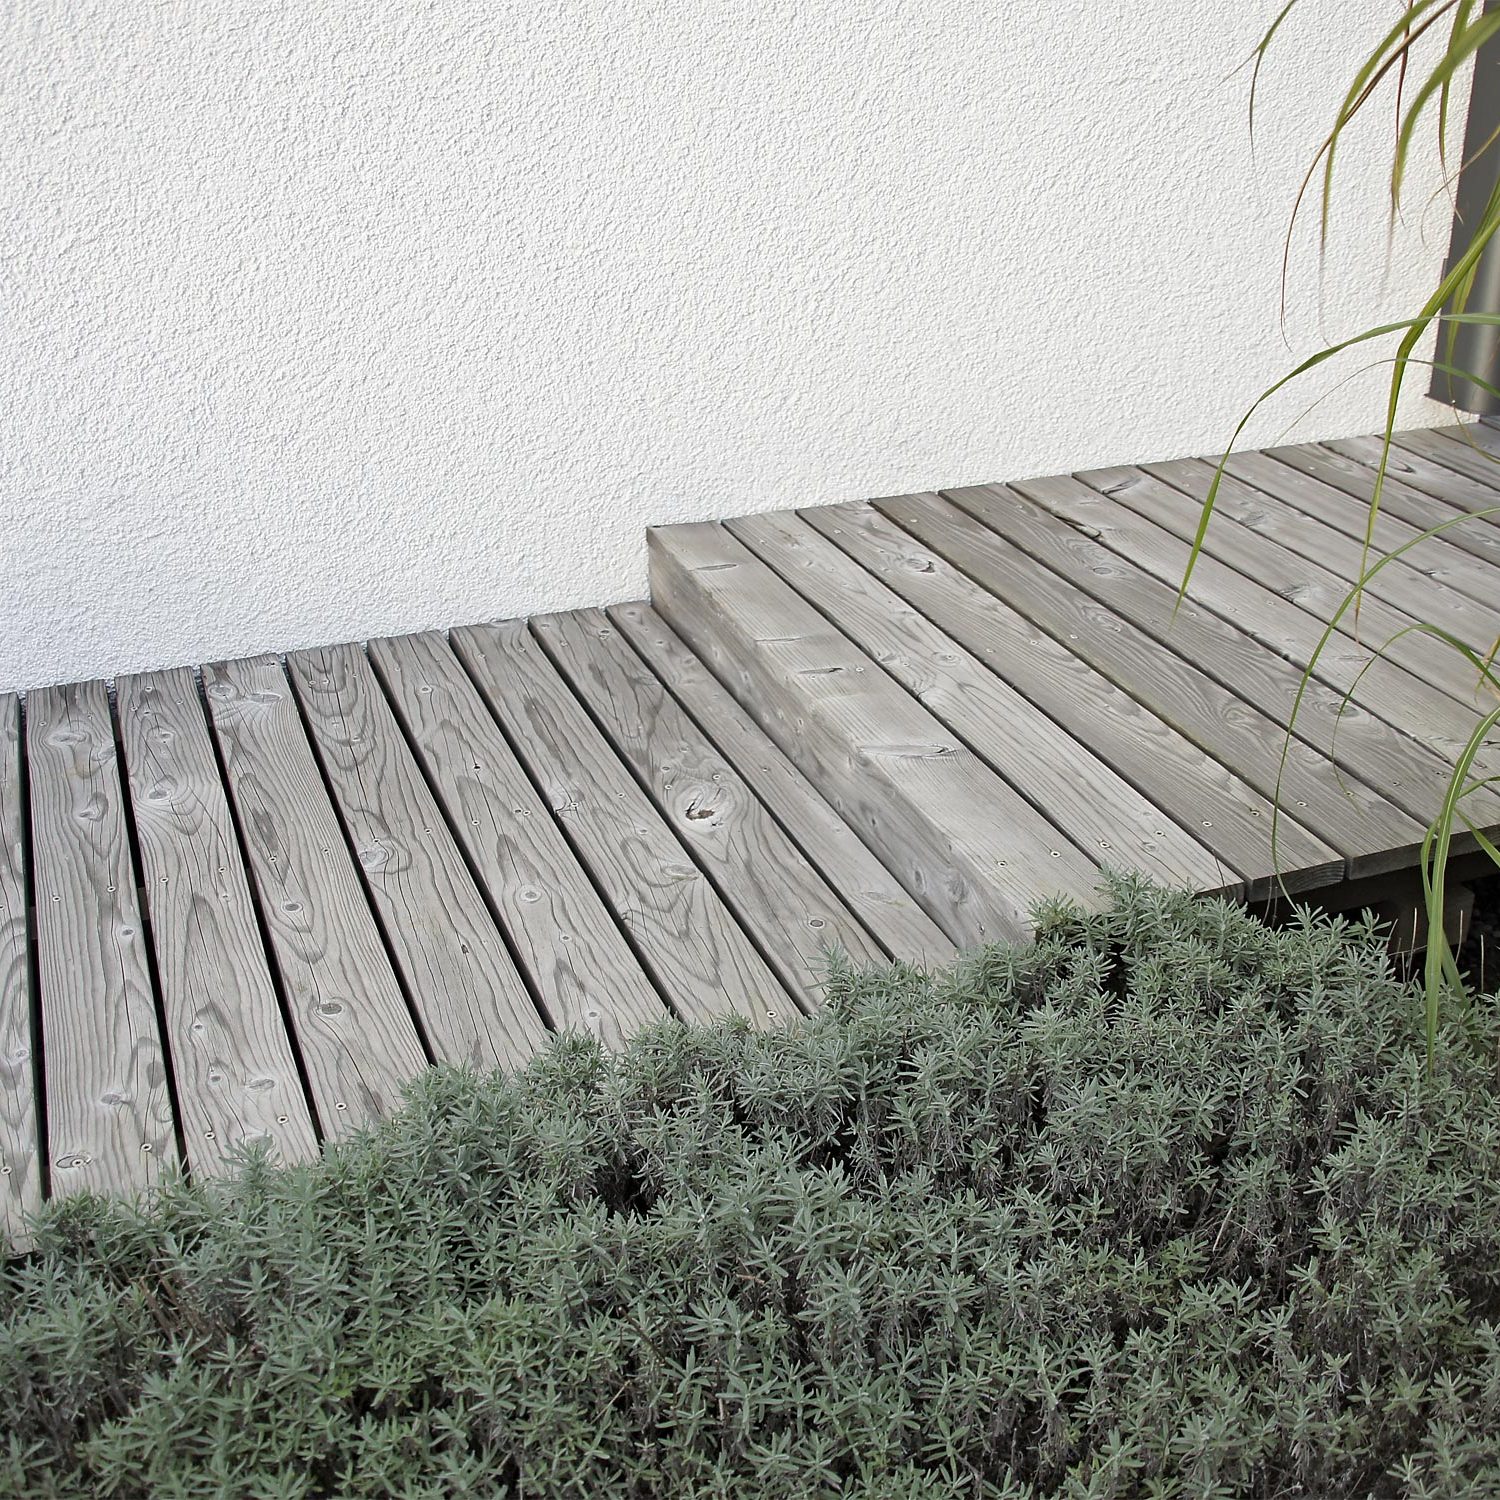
203;655;426;1134
369;630;666;1048
1052;466;1499;778
609;602;956;969
725;508;1236;895
798;503;1327;897
287;642;547;1072
1259;441;1500;573
10;420;1500;1220
1140;457;1500;660
117;667;317;1169
452;620;790;1028
1011;467;1500;833
1434;421;1500;464
27;681;177;1198
1326;433;1500;530
1201;450;1500;609
533;608;888;1005
874;488;1410;879
650;521;1105;946
0;696;41;1247
1393;425;1500;495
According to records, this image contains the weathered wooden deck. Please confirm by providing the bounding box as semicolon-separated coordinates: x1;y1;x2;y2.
5;420;1500;1242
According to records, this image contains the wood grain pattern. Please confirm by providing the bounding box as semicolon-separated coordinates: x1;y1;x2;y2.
980;471;1500;843
453;620;791;1027
0;695;41;1247
27;681;177;1198
1141;456;1500;662
116;667;318;1169
1261;441;1500;573
1393;426;1500;498
1432;421;1500;466
649;522;1105;944
608;602;956;969
368;630;667;1048
202;655;426;1133
1206;449;1500;607
998;469;1500;831
1326;433;1500;530
877;487;1423;880
534;608;889;1006
287;642;548;1072
798;503;1327;897
726;509;1237;895
1056;466;1500;774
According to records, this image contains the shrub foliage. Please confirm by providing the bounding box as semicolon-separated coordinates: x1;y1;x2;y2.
4;878;1500;1498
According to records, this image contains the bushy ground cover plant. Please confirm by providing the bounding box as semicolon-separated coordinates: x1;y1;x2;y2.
4;878;1500;1498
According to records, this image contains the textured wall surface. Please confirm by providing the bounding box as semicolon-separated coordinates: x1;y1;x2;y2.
0;1;1469;691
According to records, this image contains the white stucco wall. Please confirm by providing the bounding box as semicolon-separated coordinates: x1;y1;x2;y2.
0;1;1471;692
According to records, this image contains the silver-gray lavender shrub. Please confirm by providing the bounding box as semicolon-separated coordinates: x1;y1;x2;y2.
2;877;1498;1497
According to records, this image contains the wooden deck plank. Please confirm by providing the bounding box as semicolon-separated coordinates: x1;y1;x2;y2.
998;470;1500;824
649;522;1105;945
725;509;1239;895
202;656;426;1133
116;668;318;1170
1204;450;1500;609
1259;441;1500;573
1326;433;1500;530
369;631;666;1049
1141;457;1500;658
286;643;549;1073
1063;465;1499;768
798;503;1331;897
452;619;791;1027
1432;421;1500;463
533;608;890;1005
1003;471;1500;834
0;695;41;1247
876;487;1427;879
609;602;956;970
1393;425;1500;496
26;681;177;1198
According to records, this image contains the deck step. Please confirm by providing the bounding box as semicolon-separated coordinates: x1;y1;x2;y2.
648;465;1466;928
648;520;1111;947
7;419;1500;1226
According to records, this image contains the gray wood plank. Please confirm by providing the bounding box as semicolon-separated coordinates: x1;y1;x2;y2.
875;487;1431;879
202;655;426;1133
26;681;177;1198
533;608;891;1005
116;667;318;1170
1432;421;1500;464
1261;441;1500;573
1203;450;1500;610
369;630;667;1047
725;509;1239;896
648;521;1105;945
1327;433;1500;530
1141;456;1500;659
0;695;41;1248
1394;425;1500;495
1064;464;1500;767
1003;470;1500;836
1003;469;1500;817
608;602;956;969
286;643;549;1073
799;503;1334;897
452;619;791;1027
